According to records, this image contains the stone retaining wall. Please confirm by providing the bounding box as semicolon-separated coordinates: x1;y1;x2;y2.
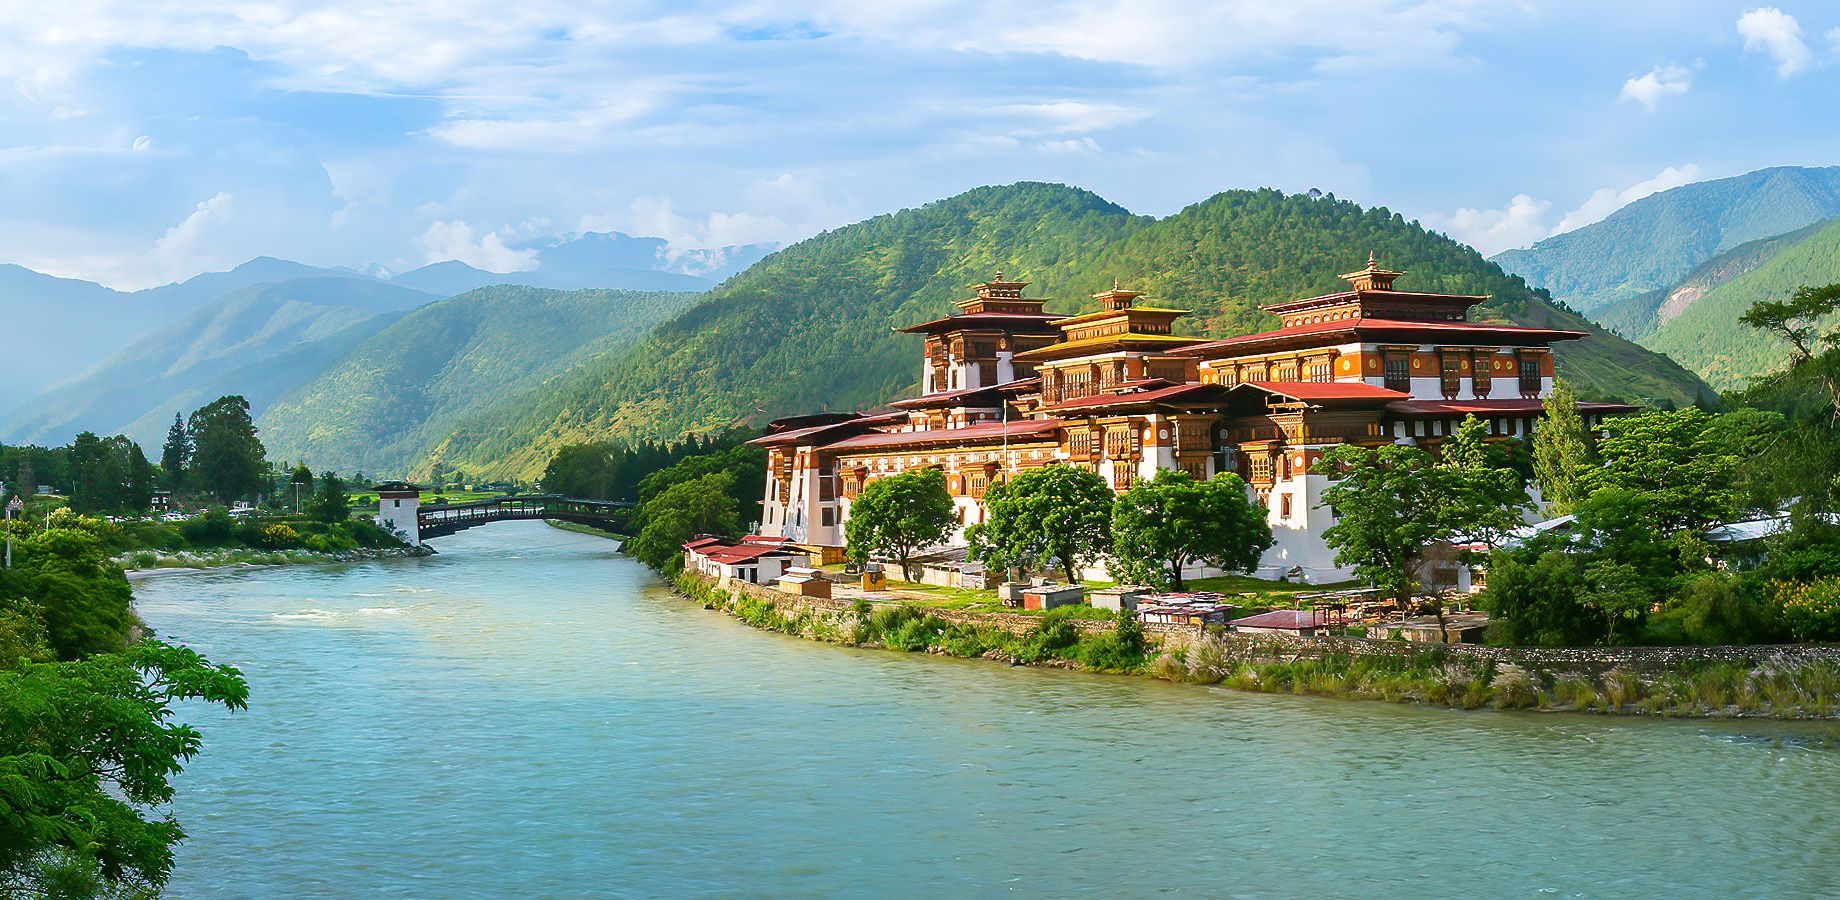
691;572;1840;676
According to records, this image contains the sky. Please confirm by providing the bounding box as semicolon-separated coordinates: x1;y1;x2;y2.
1;0;1836;289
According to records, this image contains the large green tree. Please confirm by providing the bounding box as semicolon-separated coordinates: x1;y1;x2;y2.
187;396;267;503
844;467;957;580
1532;380;1595;514
1738;280;1840;410
628;472;744;572
967;464;1114;584
0;641;247;897
1583;407;1735;534
1316;433;1529;607
1108;470;1271;590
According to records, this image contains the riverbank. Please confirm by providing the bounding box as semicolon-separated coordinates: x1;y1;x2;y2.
122;544;434;578
675;571;1840;720
543;520;626;543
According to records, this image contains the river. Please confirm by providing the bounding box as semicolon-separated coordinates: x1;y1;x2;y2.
138;522;1839;899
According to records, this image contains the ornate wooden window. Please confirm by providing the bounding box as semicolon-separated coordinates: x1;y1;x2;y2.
1383;354;1410;393
1148;362;1187;383
977;360;998;386
968;474;988;498
1275;361;1300;382
1472;353;1493;397
1519;354;1543;395
1068;430;1093;457
1307;357;1333;382
1176;421;1211;452
1180;459;1207;481
1111;466;1135;489
1105;426;1135;458
1440;354;1462;399
1248;454;1274;484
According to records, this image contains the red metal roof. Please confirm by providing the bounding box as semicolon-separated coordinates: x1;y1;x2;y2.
705;544;797;564
823;418;1066;452
746;412;905;447
887;378;1040;409
1037;382;1230;414
1173;318;1588;357
1386;399;1640;417
896;310;1064;334
1261;289;1487;314
1230;609;1325;630
1237;381;1410;403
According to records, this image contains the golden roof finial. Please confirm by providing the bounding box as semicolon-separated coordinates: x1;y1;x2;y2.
1113;276;1121;290
1367;251;1377;268
994;269;1003;282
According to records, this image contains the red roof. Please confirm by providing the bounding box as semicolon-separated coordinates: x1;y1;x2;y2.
705;544;797;564
1386;399;1640;418
746;413;905;447
1174;318;1587;357
1230;609;1325;630
823;418;1066;452
1237;381;1409;403
1037;382;1230;414
896;310;1064;335
888;378;1040;410
683;537;727;550
1261;289;1487;314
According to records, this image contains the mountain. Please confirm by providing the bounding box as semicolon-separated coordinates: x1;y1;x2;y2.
255;286;704;475
414;183;1711;481
1638;217;1840;390
1592;219;1833;341
387;232;778;295
0;277;435;448
1491;166;1840;312
0;257;381;413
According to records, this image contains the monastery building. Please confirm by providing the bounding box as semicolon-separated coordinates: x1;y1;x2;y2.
750;256;1632;581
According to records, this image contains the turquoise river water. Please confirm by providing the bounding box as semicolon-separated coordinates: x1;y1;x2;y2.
136;522;1840;899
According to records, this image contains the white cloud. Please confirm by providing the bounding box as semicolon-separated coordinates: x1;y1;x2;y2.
1738;7;1813;77
1421;194;1552;256
1827;25;1840;53
1552;164;1701;235
416;220;537;272
1618;65;1691;111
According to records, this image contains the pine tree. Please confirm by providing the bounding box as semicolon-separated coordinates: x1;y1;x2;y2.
161;412;190;491
1533;380;1594;515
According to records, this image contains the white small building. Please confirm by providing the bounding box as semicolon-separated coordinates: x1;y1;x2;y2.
682;536;807;584
375;481;422;544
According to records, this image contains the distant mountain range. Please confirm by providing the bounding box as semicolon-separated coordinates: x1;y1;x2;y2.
0;232;776;445
1491;166;1840;391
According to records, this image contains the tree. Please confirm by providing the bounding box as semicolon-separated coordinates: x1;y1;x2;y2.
160;413;190;491
1480;550;1594;647
843;467;956;580
310;471;350;524
1316;437;1529;609
1585;407;1735;534
0;641;247;896
628;472;744;571
1738;281;1840;410
187;396;267;503
967;464;1113;584
1439;416;1536;548
1532;380;1594;514
1108;470;1271;590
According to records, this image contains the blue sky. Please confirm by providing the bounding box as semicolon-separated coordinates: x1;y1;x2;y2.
1;0;1836;288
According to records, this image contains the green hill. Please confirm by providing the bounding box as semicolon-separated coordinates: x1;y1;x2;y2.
1643;217;1840;390
1592;219;1833;341
256;285;703;475
1491;166;1840;312
0;277;433;448
418;184;1711;480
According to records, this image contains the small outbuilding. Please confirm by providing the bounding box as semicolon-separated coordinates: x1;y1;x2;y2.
1229;609;1329;636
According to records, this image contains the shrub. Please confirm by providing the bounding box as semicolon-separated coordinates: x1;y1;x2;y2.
261;524;300;548
1775;577;1840;642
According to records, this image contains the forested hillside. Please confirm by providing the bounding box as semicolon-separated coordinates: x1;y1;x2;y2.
257;286;702;475
420;184;1710;480
1643;217;1840;389
1592;220;1832;341
1;277;433;448
1491;166;1840;312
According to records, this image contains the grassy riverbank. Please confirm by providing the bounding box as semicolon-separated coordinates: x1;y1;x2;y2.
544;520;626;542
676;572;1840;720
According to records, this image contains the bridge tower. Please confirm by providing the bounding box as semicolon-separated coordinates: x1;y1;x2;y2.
375;481;422;544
